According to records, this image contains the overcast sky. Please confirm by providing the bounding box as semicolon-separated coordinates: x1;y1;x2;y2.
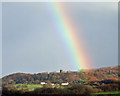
2;2;118;76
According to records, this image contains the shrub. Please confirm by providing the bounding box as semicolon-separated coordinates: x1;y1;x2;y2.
68;84;95;94
97;84;119;92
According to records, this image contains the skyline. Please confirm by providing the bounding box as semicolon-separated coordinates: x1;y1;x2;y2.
2;2;118;76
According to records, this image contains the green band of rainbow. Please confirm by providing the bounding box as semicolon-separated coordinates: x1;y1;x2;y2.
50;2;92;70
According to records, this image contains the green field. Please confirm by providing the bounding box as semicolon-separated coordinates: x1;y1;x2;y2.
7;84;66;91
14;84;43;91
92;91;120;95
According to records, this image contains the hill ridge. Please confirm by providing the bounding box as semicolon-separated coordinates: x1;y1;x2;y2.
1;66;119;86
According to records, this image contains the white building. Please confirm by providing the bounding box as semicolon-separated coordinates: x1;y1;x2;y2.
61;82;69;86
51;83;55;86
41;82;46;85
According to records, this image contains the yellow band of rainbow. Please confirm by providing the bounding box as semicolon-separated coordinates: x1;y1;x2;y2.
50;2;92;70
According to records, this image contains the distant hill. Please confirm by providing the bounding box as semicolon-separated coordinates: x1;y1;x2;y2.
2;66;119;86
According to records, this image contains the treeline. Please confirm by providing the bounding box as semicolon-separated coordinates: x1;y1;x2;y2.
87;79;120;86
2;66;119;86
1;84;100;96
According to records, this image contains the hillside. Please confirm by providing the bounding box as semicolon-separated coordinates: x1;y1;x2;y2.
2;66;120;87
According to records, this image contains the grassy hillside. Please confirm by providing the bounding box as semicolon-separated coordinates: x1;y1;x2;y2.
2;66;119;87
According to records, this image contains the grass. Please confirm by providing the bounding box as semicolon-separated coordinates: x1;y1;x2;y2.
92;91;120;95
10;84;43;91
7;84;66;91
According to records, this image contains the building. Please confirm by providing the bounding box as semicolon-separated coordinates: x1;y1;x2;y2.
51;83;55;86
61;82;69;86
40;82;46;85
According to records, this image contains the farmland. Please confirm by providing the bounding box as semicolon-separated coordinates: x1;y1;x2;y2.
1;66;120;95
5;84;66;92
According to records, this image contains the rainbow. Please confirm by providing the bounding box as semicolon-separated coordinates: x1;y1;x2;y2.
50;2;92;70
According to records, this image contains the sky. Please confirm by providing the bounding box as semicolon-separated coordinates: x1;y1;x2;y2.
2;2;118;76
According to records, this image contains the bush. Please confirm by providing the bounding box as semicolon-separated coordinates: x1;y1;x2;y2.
34;87;68;94
2;87;23;96
68;84;95;94
97;84;119;92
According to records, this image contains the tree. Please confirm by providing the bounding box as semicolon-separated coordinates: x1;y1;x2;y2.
68;84;94;94
60;69;63;73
